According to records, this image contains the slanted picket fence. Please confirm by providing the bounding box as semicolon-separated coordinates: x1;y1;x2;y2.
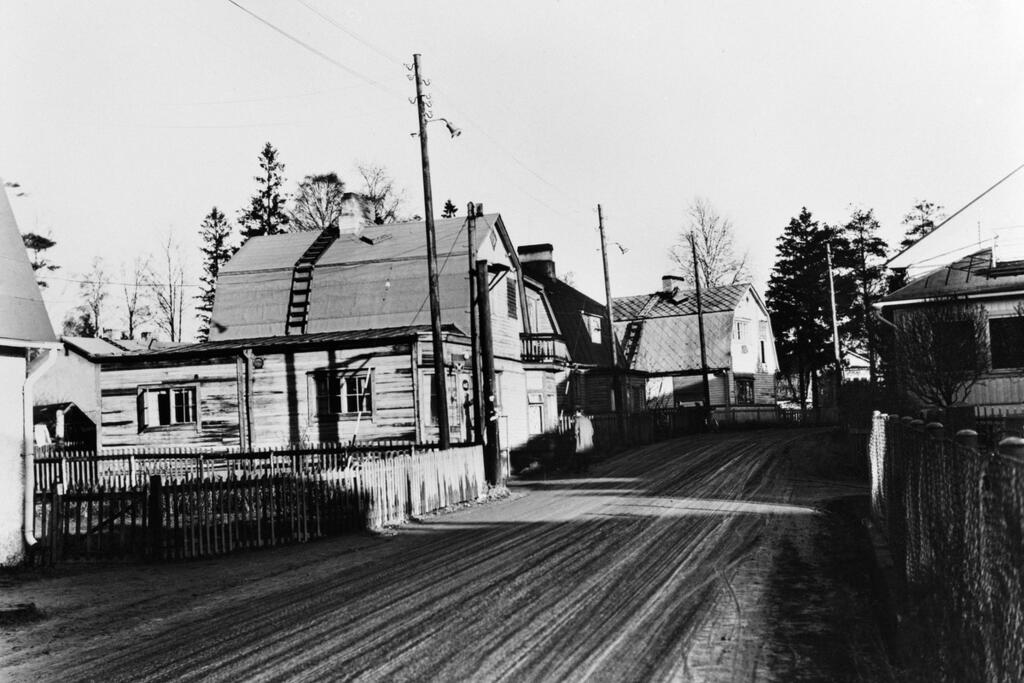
32;444;485;565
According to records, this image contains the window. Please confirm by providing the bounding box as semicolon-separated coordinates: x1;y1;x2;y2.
736;378;754;405
507;279;518;319
735;320;749;341
309;371;373;418
990;317;1024;369
528;297;541;331
584;314;603;344
760;340;766;364
138;385;198;430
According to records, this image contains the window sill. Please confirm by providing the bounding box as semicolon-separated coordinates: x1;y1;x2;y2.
140;424;199;433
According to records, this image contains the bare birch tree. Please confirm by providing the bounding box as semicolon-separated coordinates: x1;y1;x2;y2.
290;173;352;232
147;234;187;342
669;197;750;287
357;163;405;224
121;256;151;339
78;257;110;337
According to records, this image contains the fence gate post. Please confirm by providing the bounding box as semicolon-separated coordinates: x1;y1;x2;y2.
148;475;164;561
49;481;63;565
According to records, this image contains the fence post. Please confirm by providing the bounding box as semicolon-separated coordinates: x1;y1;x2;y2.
49;481;63;565
925;422;944;440
955;429;978;451
998;436;1024;459
148;475;164;561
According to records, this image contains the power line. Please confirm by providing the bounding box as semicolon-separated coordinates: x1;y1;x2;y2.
225;0;401;98
289;2;592;224
296;0;404;67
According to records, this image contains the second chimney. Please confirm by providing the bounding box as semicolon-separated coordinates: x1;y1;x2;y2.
662;274;686;294
518;243;556;280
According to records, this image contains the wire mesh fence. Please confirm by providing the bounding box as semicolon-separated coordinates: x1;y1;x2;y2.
868;412;1024;681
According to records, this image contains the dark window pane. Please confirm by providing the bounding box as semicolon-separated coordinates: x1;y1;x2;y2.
157;390;171;425
991;318;1024;369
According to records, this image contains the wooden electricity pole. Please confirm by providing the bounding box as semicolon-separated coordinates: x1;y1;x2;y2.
597;205;623;418
413;53;450;449
467;204;483;444
689;232;712;421
826;241;842;413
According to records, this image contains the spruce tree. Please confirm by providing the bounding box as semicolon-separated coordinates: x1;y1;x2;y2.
238;142;289;240
843;207;889;385
766;208;856;410
441;199;458;218
196;207;234;341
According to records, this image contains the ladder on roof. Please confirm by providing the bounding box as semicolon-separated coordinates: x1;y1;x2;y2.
286;227;339;335
621;320;644;366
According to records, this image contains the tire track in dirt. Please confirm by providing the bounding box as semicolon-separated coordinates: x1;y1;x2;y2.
4;429;821;682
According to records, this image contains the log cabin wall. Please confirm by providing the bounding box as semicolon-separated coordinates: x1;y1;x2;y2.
98;342;418;449
247;343;415;446
100;356;241;448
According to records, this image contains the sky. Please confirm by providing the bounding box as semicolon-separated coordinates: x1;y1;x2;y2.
2;0;1023;340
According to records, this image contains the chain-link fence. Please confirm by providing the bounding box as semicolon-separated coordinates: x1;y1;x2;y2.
868;412;1024;681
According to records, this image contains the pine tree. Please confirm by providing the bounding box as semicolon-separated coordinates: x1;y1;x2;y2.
238;142;289;240
899;199;945;250
441;199;458;218
843;207;889;385
766;208;856;410
196;207;234;341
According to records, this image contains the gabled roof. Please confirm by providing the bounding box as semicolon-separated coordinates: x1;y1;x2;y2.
211;215;505;341
880;248;1024;306
614;283;750;320
0;181;56;345
611;283;759;374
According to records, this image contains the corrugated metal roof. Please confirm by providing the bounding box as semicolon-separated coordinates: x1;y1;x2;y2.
209;215;500;341
0;182;56;344
88;325;461;361
880;248;1024;305
220;231;321;274
614;283;749;320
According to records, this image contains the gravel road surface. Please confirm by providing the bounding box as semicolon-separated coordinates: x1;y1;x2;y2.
1;428;893;682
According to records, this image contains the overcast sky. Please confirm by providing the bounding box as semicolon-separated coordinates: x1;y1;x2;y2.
2;1;1022;339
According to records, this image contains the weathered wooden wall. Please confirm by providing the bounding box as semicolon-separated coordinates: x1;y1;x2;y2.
100;357;241;448
248;344;415;445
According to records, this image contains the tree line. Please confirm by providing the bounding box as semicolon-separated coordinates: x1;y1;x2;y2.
672;197;947;410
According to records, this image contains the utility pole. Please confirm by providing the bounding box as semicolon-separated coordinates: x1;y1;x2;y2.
597;205;623;419
413;53;450;449
689;232;712;422
467;203;483;444
476;259;501;485
826;241;842;413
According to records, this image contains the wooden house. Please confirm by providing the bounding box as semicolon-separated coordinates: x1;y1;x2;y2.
878;247;1024;409
86;211;598;456
0;180;59;566
517;244;647;417
613;277;780;409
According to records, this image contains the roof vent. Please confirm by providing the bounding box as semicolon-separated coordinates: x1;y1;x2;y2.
360;233;392;245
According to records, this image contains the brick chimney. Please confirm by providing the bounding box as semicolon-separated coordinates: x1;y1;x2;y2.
518;243;556;280
662;275;686;295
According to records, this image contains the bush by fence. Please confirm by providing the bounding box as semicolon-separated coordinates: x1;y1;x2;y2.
33;444;486;565
868;412;1024;681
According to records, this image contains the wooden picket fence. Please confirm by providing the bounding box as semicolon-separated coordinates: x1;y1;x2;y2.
32;444;485;564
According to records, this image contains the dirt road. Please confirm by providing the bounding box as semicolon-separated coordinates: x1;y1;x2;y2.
1;429;893;681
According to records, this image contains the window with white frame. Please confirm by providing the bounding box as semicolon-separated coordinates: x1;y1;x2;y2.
138;385;198;430
735;319;749;341
309;370;373;418
583;313;603;344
